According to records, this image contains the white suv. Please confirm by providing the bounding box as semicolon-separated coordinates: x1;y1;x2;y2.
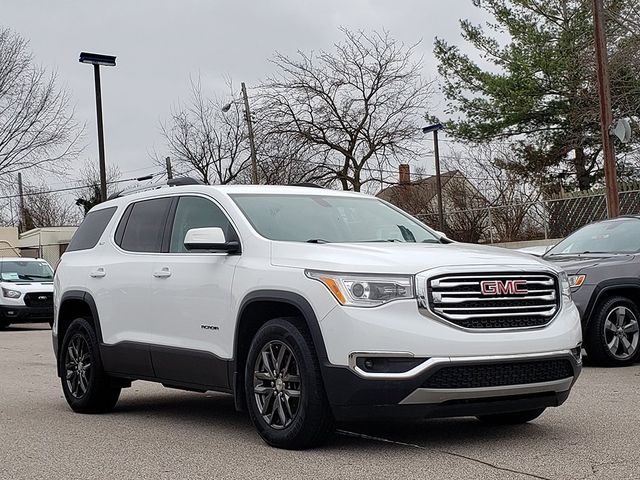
53;180;582;449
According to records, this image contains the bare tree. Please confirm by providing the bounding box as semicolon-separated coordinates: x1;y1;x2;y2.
260;28;432;191
21;183;80;228
444;144;544;242
75;160;121;215
159;78;250;184
0;28;81;186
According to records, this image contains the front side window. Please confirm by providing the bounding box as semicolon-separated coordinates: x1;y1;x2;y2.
169;196;236;253
118;198;172;253
546;218;640;256
0;260;53;282
230;194;439;243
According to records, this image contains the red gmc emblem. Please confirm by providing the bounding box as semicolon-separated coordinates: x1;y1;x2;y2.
480;279;528;295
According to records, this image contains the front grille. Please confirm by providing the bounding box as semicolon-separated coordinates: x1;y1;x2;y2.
423;360;574;389
427;272;559;329
24;292;53;308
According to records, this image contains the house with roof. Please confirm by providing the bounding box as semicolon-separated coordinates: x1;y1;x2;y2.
377;164;489;242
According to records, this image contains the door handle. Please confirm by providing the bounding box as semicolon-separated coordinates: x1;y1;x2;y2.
89;267;106;278
153;267;171;278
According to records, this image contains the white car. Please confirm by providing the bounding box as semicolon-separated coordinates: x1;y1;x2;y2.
0;257;54;329
53;179;582;449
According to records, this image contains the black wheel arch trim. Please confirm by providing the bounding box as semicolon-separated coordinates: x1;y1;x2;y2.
58;290;104;341
57;290;104;376
231;290;330;410
583;278;640;329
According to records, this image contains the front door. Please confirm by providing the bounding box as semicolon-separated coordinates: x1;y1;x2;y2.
150;195;240;388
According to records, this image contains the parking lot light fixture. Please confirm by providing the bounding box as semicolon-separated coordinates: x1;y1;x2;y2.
422;123;445;231
79;51;117;203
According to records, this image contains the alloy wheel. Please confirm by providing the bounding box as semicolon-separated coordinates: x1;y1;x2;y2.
604;306;640;360
253;340;302;429
65;334;92;398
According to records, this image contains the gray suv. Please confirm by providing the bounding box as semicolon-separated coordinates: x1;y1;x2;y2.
544;216;640;367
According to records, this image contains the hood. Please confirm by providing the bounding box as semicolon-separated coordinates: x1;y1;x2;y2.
0;281;54;293
271;241;556;274
543;253;634;274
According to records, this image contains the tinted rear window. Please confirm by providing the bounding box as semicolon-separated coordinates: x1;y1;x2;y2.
67;207;117;252
118;198;172;252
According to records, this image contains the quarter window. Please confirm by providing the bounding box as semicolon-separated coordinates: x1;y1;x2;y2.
118;198;172;252
67;207;117;252
169;196;236;253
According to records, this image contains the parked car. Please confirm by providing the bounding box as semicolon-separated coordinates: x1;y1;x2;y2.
53;180;582;449
544;216;640;366
0;257;54;329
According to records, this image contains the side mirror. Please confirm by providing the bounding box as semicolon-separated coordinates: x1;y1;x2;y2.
183;227;240;253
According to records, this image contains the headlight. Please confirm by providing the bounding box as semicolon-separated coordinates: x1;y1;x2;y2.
560;272;572;298
568;274;586;289
306;270;414;307
2;287;21;299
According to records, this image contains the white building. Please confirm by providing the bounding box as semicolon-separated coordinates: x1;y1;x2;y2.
17;227;77;266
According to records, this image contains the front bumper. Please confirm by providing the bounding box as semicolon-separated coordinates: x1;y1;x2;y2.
0;305;53;324
322;349;582;421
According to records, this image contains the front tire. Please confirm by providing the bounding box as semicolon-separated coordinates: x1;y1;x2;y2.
584;296;640;367
60;318;121;413
477;408;546;425
244;317;334;449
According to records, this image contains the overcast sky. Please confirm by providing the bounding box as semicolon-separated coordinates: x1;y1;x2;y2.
2;0;489;191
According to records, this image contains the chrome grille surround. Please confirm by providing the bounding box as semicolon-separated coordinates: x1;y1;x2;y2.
416;266;561;331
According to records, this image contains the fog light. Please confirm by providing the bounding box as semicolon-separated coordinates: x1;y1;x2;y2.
364;359;374;370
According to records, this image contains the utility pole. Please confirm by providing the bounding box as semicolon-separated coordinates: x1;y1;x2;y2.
165;157;173;180
592;0;620;218
241;82;259;184
17;172;24;233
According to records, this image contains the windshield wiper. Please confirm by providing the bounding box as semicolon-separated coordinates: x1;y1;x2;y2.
360;239;404;243
306;239;330;244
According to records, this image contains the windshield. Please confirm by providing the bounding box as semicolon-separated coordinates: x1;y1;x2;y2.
231;194;440;243
0;260;54;282
546;218;640;256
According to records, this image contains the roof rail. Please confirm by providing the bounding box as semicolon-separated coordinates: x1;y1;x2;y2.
108;176;205;200
289;182;324;188
167;177;203;186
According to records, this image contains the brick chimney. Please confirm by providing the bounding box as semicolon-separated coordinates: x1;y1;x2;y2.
399;164;410;184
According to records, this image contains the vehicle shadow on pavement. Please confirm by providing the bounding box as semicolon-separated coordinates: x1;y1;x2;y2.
109;388;556;451
2;325;51;332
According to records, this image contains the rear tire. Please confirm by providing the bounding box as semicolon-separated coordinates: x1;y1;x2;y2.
584;296;640;367
477;408;546;425
60;317;120;413
244;317;334;449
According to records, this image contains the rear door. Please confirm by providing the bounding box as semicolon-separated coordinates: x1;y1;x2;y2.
149;194;240;388
90;197;172;376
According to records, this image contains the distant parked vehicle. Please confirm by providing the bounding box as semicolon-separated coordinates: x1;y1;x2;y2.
544;216;640;366
0;258;54;329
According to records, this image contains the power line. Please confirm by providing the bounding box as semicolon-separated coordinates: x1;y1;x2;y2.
0;172;163;201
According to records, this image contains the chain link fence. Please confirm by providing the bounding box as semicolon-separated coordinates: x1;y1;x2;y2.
417;189;640;244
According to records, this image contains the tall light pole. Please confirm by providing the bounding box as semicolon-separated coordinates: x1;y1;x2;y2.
422;123;445;231
223;82;258;184
591;0;620;218
79;52;116;203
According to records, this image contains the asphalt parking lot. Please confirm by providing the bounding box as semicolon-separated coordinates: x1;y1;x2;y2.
1;324;639;480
